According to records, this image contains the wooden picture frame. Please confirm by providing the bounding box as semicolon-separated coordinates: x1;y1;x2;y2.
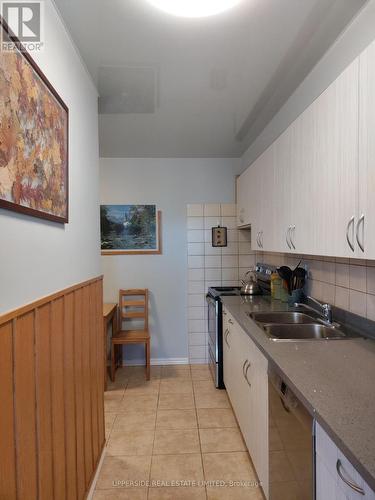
101;207;162;255
0;16;69;223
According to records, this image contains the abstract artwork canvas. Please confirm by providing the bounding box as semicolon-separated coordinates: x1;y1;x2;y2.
0;18;69;223
101;205;162;255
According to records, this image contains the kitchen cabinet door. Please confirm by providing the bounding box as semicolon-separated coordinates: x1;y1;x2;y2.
237;169;251;227
308;59;359;257
359;39;375;259
222;309;234;397
273;127;293;253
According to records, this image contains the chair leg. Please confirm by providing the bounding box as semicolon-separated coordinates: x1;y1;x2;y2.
110;343;116;382
145;339;150;381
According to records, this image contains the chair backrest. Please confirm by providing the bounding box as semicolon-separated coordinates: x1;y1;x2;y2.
118;289;149;331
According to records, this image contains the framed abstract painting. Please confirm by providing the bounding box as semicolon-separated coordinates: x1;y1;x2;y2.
101;205;162;255
0;17;69;223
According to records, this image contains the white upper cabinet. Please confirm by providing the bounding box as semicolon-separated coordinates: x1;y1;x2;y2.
303;58;359;258
236;54;361;258
359;39;375;259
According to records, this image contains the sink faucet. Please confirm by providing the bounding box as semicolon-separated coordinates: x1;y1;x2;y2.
295;296;333;324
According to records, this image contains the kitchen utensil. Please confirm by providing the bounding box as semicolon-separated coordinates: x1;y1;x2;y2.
240;270;262;295
277;266;293;294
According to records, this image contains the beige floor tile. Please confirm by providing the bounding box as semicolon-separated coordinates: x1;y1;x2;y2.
206;486;263;499
105;413;117;439
159;379;193;394
199;428;246;453
125;366;161;380
125;378;160;395
158;393;195;410
93;489;148;499
194;391;230;409
95;455;151;489
106;378;129;391
197;409;238;429
191;369;212;381
120;393;158;412
150;454;204;483
156;409;197;429
104;391;125;412
190;364;209;370
112;411;156;431
193;380;216;391
153;429;200;455
148;487;206;499
202;452;257;482
107;429;155;456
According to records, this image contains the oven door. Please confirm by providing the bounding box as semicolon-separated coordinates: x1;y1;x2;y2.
206;294;224;389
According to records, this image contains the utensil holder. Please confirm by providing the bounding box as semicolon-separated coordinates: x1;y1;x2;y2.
287;288;305;306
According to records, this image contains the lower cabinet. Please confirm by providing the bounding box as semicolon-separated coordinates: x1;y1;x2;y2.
316;423;375;500
223;308;269;498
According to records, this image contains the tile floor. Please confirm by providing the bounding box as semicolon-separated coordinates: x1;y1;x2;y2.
95;364;264;499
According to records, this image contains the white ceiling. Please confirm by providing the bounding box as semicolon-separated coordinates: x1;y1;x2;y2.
55;0;366;158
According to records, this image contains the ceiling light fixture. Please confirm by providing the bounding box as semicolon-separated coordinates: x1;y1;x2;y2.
146;0;242;18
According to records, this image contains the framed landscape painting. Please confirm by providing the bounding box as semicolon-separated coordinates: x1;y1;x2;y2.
0;18;69;223
101;205;162;255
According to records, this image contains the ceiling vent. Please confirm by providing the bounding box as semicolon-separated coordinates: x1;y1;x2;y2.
98;65;158;114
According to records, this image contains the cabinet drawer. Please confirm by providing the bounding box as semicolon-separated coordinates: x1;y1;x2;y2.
316;423;375;499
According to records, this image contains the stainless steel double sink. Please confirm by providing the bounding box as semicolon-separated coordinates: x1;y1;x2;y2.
248;310;354;341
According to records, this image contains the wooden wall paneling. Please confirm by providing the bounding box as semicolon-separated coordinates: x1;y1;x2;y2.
64;292;78;499
14;312;38;500
89;283;99;463
82;285;94;485
73;287;86;499
0;322;17;499
51;298;66;500
96;280;105;448
0;275;103;500
35;304;54;500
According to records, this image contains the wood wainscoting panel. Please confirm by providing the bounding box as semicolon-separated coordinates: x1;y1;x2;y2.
0;275;104;500
0;322;17;498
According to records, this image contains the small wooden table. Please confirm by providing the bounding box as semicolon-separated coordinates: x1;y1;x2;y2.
103;303;118;391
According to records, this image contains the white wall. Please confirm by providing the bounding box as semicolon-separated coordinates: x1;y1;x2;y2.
242;0;375;170
0;0;101;313
100;158;241;363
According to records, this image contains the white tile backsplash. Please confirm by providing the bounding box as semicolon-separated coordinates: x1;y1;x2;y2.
187;230;205;243
187;203;244;363
187;204;204;217
349;265;367;292
204;204;221;216
188;242;204;256
260;250;375;323
188;255;204;268
205;255;221;268
188;268;205;281
187;217;204;230
221;204;237;217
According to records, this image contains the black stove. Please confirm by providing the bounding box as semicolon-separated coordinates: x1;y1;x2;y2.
207;286;241;298
206;264;276;389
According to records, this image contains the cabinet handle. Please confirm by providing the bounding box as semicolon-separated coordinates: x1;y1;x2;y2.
356;214;365;253
260;231;264;248
242;359;248;377
244;361;251;387
256;232;261;248
228;318;233;325
336;459;365;495
290;225;296;249
346;216;355;252
224;329;230;348
285;226;292;249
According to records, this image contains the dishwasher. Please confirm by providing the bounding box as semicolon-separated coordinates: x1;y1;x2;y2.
268;367;315;500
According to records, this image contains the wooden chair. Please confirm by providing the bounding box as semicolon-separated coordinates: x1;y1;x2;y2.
111;289;150;381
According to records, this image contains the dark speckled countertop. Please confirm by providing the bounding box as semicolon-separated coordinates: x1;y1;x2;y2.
221;295;375;491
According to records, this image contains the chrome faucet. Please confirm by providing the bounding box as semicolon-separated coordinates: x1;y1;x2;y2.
295;296;333;324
